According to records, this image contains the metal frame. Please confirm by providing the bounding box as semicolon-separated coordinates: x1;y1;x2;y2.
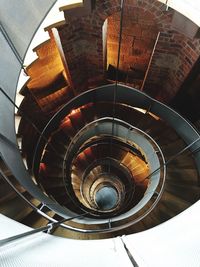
1;85;200;235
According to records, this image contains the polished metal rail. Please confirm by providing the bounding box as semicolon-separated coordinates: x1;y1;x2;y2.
79;157;134;214
120;237;139;267
139;136;200;184
0;165;91;233
30;85;200;192
110;0;125;170
62;116;165;217
0;159;163;234
0;116;165;234
30;97;199;232
31;84;200;181
63;116;164;164
0;87;60;159
1;84;200;234
0;213;88;248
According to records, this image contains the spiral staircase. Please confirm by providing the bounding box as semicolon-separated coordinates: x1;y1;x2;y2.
1;0;200;266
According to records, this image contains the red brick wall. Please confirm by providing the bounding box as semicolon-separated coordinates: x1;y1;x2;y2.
145;25;200;102
57;0;200;102
107;7;158;82
58;10;107;94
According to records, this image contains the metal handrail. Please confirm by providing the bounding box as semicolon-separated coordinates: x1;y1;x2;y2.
0;115;165;234
1;140;200;234
110;0;124;171
63;117;165;214
79;157;134;214
1;85;200;234
63;116;164;163
0;166;92;233
0;87;60;161
31;85;200;181
0;212;88;248
61;116;165;216
28;89;198;232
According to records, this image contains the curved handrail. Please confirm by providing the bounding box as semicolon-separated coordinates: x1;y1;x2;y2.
2;84;200;233
32;84;200;179
28;84;200;229
0;212;88;248
63;116;164;165
0;0;199;247
78;156;135;215
62;117;165;214
0;166;90;233
32;111;166;228
2;134;200;233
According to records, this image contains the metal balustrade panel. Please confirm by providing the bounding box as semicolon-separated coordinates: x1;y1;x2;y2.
0;0;56;60
0;0;77;219
35;84;200;177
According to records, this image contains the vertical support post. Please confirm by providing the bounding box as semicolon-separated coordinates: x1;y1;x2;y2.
102;19;108;73
141;32;160;91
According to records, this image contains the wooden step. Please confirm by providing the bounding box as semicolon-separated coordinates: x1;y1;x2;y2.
59;0;93;17
21;202;55;228
165;182;200;203
42;167;63;179
69;108;85;131
161;191;191;213
24;51;38;68
41;151;64;166
80;103;95;123
38;86;71;113
0;181;25;204
0;192;40;222
60;117;76;138
166;168;198;186
41;176;64;189
160;138;186;157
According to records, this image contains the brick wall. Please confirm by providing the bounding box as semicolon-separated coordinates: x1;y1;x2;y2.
58;9;106;94
107;6;158;83
145;24;200;102
57;0;200;102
